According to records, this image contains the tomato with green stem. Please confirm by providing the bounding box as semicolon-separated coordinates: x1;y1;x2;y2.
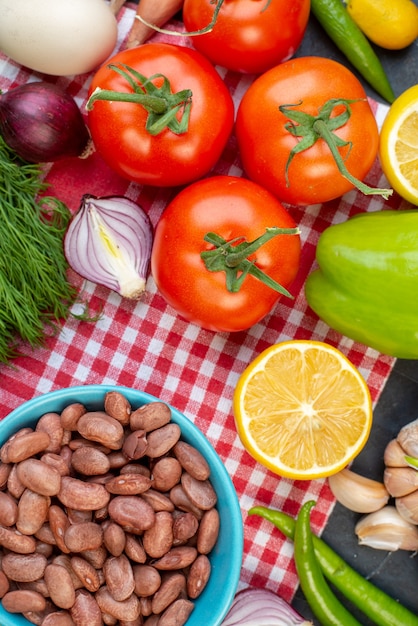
182;0;310;74
150;175;301;333
236;56;392;206
86;43;234;187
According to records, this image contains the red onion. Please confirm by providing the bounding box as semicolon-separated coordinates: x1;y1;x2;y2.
222;588;313;626
64;194;153;300
0;81;90;163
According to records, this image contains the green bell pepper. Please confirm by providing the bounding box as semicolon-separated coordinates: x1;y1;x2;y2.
305;210;418;359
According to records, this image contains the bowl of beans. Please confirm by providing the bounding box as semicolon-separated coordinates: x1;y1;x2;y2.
0;385;243;626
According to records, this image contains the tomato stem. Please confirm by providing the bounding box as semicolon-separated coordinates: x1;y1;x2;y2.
201;227;300;296
280;98;393;200
86;64;192;136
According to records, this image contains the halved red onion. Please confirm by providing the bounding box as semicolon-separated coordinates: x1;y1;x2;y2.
64;194;153;300
222;587;312;626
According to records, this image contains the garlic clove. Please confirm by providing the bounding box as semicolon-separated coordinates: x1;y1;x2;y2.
395;489;418;525
384;466;418;497
397;418;418;458
328;467;389;513
383;438;409;468
355;505;418;551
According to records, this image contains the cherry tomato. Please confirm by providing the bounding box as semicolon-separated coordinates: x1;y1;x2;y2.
151;175;301;332
87;43;234;187
236;57;380;205
183;0;310;74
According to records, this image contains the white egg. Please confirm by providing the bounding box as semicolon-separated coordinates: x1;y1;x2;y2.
0;0;118;76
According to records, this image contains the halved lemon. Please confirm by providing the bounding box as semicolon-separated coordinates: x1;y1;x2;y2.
233;340;373;480
379;85;418;206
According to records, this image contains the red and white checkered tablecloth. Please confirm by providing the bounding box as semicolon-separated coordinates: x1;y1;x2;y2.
0;2;407;605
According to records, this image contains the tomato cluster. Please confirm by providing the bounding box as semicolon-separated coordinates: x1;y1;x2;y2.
86;0;382;333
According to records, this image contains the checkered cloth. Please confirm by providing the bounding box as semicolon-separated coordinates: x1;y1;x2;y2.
0;3;405;604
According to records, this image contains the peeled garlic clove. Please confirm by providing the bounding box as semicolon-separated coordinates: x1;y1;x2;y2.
397;419;418;458
395;489;418;525
328;467;389;513
355;505;418;551
383;438;409;468
384;467;418;497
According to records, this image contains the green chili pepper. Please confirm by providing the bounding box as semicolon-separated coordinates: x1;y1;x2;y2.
294;501;362;626
248;505;418;626
304;209;418;359
310;0;395;103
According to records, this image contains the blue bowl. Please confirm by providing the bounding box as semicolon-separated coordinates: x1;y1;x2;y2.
0;385;243;626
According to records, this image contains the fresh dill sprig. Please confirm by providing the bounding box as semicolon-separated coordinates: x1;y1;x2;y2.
0;135;86;365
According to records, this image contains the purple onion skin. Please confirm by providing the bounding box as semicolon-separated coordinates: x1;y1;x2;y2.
0;81;90;163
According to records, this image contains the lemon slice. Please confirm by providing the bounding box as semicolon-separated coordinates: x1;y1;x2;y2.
379;85;418;206
233;340;373;480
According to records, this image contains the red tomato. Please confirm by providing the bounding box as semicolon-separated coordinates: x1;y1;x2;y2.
235;57;380;205
87;43;234;187
183;0;310;74
151;176;301;332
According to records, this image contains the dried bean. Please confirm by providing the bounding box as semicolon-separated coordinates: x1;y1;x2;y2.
70;588;103;626
151;572;186;614
42;611;75;626
103;554;135;602
44;563;76;609
102;521;126;557
36;412;64;454
105;473;152;495
77;412;124;450
49;504;71;554
152;546;198;571
152;457;182;492
2;589;46;613
71;446;111;476
95;585;141;621
146;423;181;459
0;524;37;553
70;555;101;592
104;391;131;425
16;458;61;497
60;403;86;431
173;440;211;481
143;511;174;558
172;512;199;545
16;489;50;535
58;476;110;511
129;402;171;432
108;495;155;533
0;491;18;526
5;431;50;463
122;430;148;460
2;552;47;582
181;472;217;510
187;553;211;599
64;521;103;553
158;598;195;626
133;564;161;597
197;507;220;554
141;489;175;513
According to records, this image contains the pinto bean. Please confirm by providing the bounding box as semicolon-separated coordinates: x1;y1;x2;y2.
141;489;175;513
40;452;71;476
151;572;186;614
108;496;155;533
104;391;132;425
132;565;161;597
0;428;34;464
76;412;124;450
102;521;126;557
0;569;10;598
158;598;195;626
122;430;148;460
2;552;47;582
0;490;18;526
181;472;217;511
172;512;199;545
70;589;103;626
145;424;181;459
0;524;37;553
70;555;101;593
152;546;198;571
36;412;64;454
197;507;220;554
16;458;61;496
5;431;50;463
16;489;50;535
173;441;211;481
49;504;71;554
187;554;211;599
1;589;46;613
152;457;182;492
71;446;111;476
44;563;76;609
95;586;141;622
103;554;135;602
129;402;172;432
64;521;103;553
42;611;75;626
124;534;147;564
142;511;173;559
105;473;152;495
60;403;86;431
58;476;110;511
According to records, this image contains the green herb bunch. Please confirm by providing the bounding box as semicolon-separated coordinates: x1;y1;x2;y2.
0;134;78;364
